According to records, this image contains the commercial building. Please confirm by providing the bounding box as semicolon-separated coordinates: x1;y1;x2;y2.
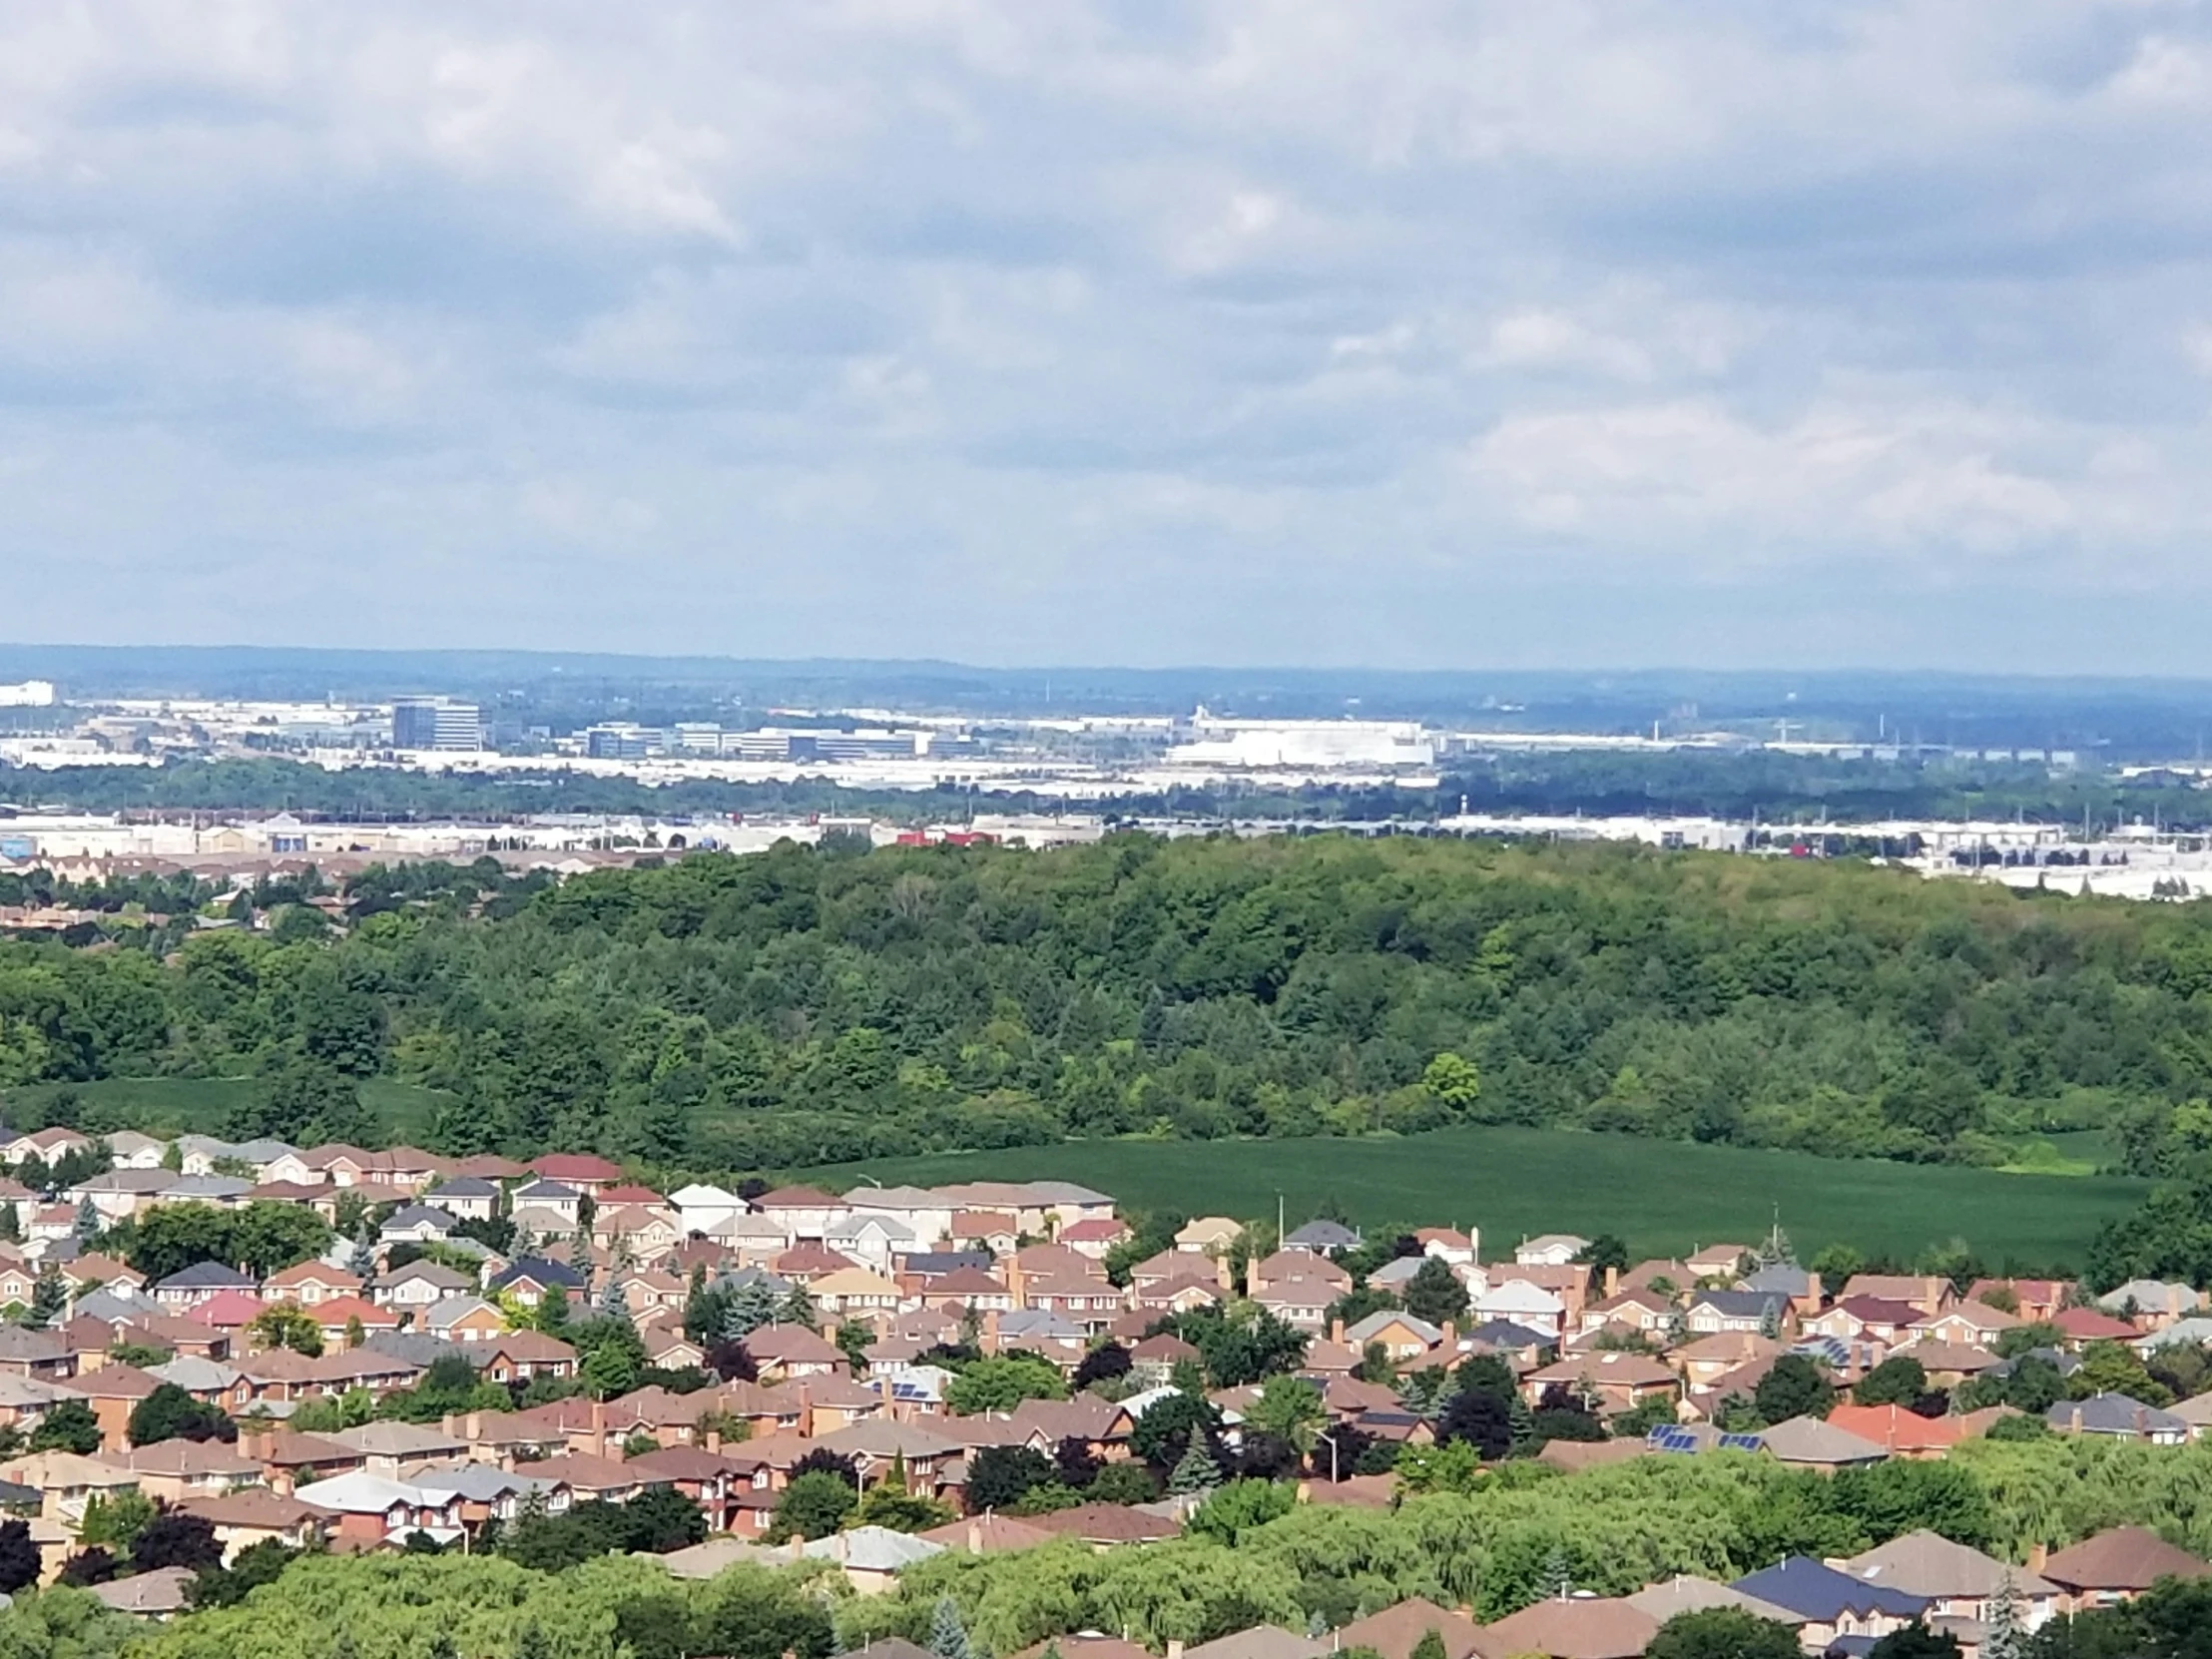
390;698;482;753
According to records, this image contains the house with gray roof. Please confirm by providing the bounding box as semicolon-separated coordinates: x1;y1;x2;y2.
2049;1391;2190;1444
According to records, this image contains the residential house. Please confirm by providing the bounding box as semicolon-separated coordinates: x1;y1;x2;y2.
1473;1598;1658;1659
104;1132;168;1171
1332;1598;1486;1659
508;1181;584;1226
2049;1392;2190;1444
1910;1302;2021;1351
745;1324;845;1381
487;1257;586;1309
261;1262;364;1308
527;1154;624;1194
1343;1310;1444;1363
328;1420;469;1476
1684;1290;1793;1337
1802;1297;1924;1353
99;1440;265;1505
1839;1275;1955;1318
1173;1217;1244;1256
294;1469;466;1545
1473;1280;1565;1339
843;1186;957;1252
1283;1220;1361;1255
1825;1403;1978;1458
1965;1280;2072;1325
811;1268;905;1318
2038;1527;2212;1612
67;1170;182;1223
1729;1557;1928;1650
1057;1218;1130;1260
1756;1416;1891;1471
379;1205;460;1246
947;1212;1020;1257
179;1486;327;1564
420;1177;501;1222
420;1295;506;1345
1524;1352;1678;1415
375;1259;476;1313
475;1331;578;1385
2096;1281;2203;1329
824;1213;916;1273
1251;1278;1336;1334
1844;1530;2061;1632
2053;1307;2142;1346
3;1128;90;1167
152;1263;259;1312
754;1185;851;1243
1513;1234;1590;1268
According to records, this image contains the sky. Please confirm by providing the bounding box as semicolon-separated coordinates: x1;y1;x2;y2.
4;3;2212;672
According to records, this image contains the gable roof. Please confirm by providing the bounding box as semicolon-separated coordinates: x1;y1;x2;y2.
2040;1527;2212;1592
1730;1557;1928;1621
1844;1530;2059;1600
1334;1598;1485;1659
1472;1598;1657;1659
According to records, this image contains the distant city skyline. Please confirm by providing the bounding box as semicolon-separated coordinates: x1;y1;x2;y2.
3;6;2209;672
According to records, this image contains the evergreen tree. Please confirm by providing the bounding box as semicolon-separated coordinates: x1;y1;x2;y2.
1980;1571;2023;1659
0;1204;18;1245
779;1285;819;1332
723;1278;781;1339
927;1595;974;1659
599;1270;633;1326
27;1266;66;1330
1168;1435;1222;1495
347;1226;377;1283
1507;1393;1538;1457
72;1196;99;1240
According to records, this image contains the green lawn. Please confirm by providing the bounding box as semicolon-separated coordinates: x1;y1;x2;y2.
798;1126;2148;1271
0;1076;452;1142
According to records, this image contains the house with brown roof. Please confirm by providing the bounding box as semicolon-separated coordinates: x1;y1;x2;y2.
97;1439;265;1505
1523;1351;1678;1416
1472;1597;1658;1659
1839;1275;1955;1318
1058;1218;1131;1260
1843;1530;2062;1630
745;1324;845;1381
261;1262;363;1308
2037;1527;2212;1611
1026;1501;1180;1547
1803;1297;1923;1352
180;1486;327;1563
1334;1598;1486;1659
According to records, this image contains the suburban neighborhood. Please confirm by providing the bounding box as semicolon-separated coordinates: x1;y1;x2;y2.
0;1126;2190;1653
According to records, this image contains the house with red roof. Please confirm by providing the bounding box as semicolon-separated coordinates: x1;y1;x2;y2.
1057;1218;1130;1260
261;1262;364;1308
528;1154;624;1193
2053;1307;2140;1345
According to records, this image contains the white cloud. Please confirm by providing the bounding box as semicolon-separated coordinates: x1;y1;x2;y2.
0;1;2209;665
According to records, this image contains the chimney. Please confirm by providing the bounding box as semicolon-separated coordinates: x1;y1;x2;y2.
1330;1319;1346;1346
1216;1256;1232;1292
1244;1257;1259;1297
466;1411;481;1442
1440;1321;1456;1352
706;1429;722;1455
1604;1266;1621;1300
1167;1643;1185;1659
967;1520;982;1551
2027;1542;2048;1572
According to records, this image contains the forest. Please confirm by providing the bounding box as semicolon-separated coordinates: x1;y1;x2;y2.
6;834;2212;1177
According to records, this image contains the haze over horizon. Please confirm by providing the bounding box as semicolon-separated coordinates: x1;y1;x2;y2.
5;5;2210;673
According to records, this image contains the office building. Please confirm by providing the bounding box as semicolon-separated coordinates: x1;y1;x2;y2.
391;698;483;753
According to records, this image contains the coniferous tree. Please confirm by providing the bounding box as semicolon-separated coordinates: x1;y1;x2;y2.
928;1595;974;1659
1168;1435;1222;1495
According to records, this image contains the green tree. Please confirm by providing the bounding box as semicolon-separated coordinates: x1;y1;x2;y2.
1244;1376;1327;1455
767;1470;856;1542
1400;1258;1469;1328
1168;1435;1223;1495
1755;1356;1837;1423
248;1304;325;1358
928;1596;975;1659
128;1382;236;1447
1867;1624;1963;1659
30;1399;103;1454
945;1356;1066;1416
1855;1357;1931;1407
1646;1608;1803;1659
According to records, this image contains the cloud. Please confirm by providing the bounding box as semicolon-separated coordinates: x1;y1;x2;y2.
1;1;2211;669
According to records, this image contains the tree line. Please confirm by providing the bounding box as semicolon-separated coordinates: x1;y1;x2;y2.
8;834;2212;1174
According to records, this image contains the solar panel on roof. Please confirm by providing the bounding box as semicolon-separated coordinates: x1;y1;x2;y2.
1719;1432;1765;1451
1649;1426;1699;1452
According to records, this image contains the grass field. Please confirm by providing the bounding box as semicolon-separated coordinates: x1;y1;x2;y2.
798;1126;2149;1270
0;1077;453;1141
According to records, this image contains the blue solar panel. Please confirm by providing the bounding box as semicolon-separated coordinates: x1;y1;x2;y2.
1649;1426;1700;1452
1719;1432;1765;1451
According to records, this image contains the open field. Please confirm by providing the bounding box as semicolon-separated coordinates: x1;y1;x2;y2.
0;1077;452;1142
798;1125;2149;1270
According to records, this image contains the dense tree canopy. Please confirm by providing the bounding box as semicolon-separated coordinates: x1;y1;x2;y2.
9;834;2212;1179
